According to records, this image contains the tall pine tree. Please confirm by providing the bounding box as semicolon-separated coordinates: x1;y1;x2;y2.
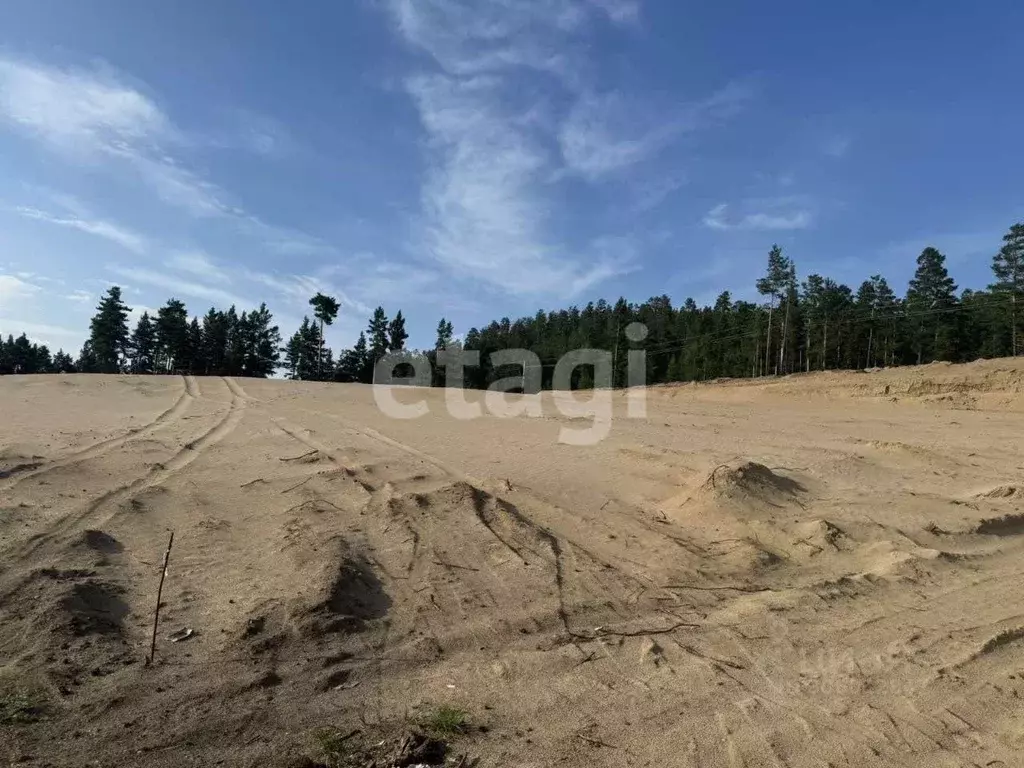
308;293;340;379
87;286;131;373
906;247;958;363
155;299;190;373
388;310;408;352
129;312;157;374
992;223;1024;356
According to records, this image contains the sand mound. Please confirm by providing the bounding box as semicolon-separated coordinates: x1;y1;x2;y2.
288;538;391;638
389;479;556;565
700;460;804;499
676;460;807;516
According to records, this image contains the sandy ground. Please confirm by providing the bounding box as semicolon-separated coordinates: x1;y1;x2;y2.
2;360;1024;766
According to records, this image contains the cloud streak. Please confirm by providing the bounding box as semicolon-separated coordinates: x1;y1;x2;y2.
0;56;329;253
0;273;41;302
108;265;252;309
14;205;148;253
559;83;752;180
169;251;230;283
407;72;630;295
0;57;234;216
703;201;813;232
389;1;751;297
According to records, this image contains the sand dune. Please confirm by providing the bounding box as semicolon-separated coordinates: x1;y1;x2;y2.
3;360;1024;765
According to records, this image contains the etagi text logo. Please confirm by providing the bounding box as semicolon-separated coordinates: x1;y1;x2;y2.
372;323;650;445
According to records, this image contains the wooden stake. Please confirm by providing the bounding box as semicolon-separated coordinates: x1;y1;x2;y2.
145;531;174;666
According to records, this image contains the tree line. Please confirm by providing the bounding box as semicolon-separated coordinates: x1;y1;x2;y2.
2;221;1022;386
451;223;1023;390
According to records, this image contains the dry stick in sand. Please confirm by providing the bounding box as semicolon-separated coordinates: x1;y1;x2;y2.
145;531;174;667
432;559;480;572
280;449;319;462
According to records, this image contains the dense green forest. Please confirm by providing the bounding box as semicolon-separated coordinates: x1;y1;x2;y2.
3;222;1023;388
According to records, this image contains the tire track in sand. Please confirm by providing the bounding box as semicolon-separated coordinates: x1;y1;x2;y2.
0;375;197;491
7;377;246;567
263;404;657;642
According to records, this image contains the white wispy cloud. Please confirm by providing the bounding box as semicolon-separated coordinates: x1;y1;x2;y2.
585;0;640;23
559;83;750;180
64;290;94;303
169;251;230;282
113;148;233;217
390;1;751;296
246;270;371;317
322;254;438;312
559;91;672;179
389;0;586;81
108;265;252;309
127;303;160;328
0;56;326;253
0;317;81;348
14;205;148;253
0;57;236;217
0;58;168;151
703;200;813;232
407;72;630;295
0;273;41;302
391;1;678;296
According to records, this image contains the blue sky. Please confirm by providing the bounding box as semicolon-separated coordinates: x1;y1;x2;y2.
0;0;1021;354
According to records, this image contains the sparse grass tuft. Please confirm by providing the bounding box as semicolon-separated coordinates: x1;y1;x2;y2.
311;727;357;767
0;690;45;724
419;705;470;737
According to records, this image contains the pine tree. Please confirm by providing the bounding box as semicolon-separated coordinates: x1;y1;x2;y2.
284;317;321;380
52;349;75;373
367;307;389;378
87;286;131;373
0;335;12;374
187;318;203;374
202;308;229;375
435;318;454;349
242;303;281;377
779;261;798;374
225;308;247;376
154;299;190;372
388;310;408;352
907;247;958;363
353;331;371;382
308;292;341;379
872;276;898;366
992;222;1024;356
77;341;98;373
756;245;790;375
430;317;455;386
8;334;35;372
283;331;302;380
34;344;53;373
336;331;370;383
129;312;157;374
